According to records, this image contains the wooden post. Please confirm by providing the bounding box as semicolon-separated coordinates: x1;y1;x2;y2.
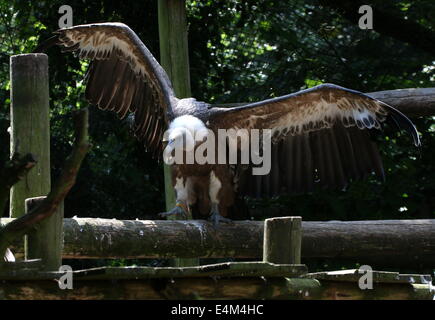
158;0;197;267
158;0;192;212
25;197;63;271
263;217;302;264
9;54;51;218
158;0;192;104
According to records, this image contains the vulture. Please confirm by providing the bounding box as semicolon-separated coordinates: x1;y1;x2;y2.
35;23;420;226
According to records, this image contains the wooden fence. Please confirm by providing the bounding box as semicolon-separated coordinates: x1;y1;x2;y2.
2;218;435;269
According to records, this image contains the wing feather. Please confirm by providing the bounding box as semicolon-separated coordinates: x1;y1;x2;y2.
270;144;280;196
327;129;347;188
54;23;176;155
283;136;294;194
301;134;314;192
216;84;420;196
333;124;360;180
292;134;303;193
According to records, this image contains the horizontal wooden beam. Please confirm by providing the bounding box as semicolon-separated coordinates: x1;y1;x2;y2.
367;88;435;117
0;277;318;300
0;272;432;300
2;218;435;268
0;262;307;280
0;264;432;300
214;88;435;117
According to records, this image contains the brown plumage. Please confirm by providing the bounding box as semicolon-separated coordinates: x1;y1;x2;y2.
35;22;420;224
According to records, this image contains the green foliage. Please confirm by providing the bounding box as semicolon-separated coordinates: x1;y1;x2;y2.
187;0;434;221
0;0;165;218
0;0;434;225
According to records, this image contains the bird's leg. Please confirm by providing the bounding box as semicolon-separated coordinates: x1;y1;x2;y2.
208;171;232;227
159;200;189;219
159;177;191;219
208;203;232;228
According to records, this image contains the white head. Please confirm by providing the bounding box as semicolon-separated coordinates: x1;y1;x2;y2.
163;115;208;163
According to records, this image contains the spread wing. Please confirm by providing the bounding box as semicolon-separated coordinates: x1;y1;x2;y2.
209;84;420;197
53;23;176;156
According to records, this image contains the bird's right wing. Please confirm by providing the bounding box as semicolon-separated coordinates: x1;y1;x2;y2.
46;23;177;156
209;84;420;196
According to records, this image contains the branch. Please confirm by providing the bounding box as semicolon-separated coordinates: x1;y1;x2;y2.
214;88;435;117
367;88;435;117
0;108;91;260
0;153;37;215
319;0;435;55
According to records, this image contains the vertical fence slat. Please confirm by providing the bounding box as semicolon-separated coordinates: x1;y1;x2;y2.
25;196;63;271
9;53;62;270
263;216;302;264
9;53;50;218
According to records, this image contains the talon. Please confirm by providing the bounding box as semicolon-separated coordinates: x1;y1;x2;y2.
208;205;232;228
159;203;188;219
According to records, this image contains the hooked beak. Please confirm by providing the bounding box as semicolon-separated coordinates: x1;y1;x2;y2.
162;137;174;148
163;139;175;165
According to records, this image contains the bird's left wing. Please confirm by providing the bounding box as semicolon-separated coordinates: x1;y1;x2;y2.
209;84;420;196
43;23;177;156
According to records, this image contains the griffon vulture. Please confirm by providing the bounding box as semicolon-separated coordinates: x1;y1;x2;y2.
35;23;420;225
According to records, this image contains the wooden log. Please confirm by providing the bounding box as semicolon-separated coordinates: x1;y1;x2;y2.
9;54;51;218
0;271;431;300
21;262;305;280
312;281;434;300
301;220;435;268
2;219;435;267
367;88;435;117
158;0;197;267
25;197;63;271
58;218;262;260
304;269;433;284
263;217;301;264
0;277;321;300
214;87;435;117
0;263;431;300
1;259;43;272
